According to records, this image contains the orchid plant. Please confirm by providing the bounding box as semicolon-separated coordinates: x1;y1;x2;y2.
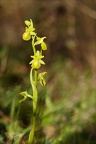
19;19;47;144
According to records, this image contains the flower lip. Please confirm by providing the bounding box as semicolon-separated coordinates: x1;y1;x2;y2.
22;32;31;41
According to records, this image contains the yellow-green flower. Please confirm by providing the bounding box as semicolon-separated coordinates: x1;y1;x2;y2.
19;91;33;103
38;72;47;86
22;19;36;41
35;37;47;50
29;51;45;69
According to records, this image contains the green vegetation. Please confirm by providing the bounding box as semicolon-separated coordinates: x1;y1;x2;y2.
0;56;96;143
0;1;96;142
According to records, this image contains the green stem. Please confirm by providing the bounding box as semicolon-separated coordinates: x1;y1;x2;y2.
34;69;38;85
28;68;38;144
28;116;36;144
32;36;36;54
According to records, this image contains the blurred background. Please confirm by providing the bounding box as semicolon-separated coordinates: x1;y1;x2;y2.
0;0;96;144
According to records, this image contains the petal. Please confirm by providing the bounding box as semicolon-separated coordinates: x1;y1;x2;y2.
30;19;34;27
